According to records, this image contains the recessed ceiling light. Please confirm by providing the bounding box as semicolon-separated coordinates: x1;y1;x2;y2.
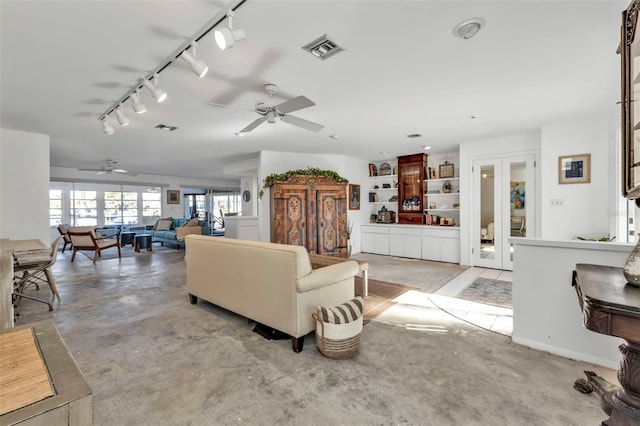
453;18;486;40
329;134;340;140
422;145;432;151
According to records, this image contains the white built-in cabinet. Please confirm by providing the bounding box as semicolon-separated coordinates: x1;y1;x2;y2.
361;224;460;263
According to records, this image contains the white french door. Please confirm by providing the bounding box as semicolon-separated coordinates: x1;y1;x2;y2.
472;154;535;270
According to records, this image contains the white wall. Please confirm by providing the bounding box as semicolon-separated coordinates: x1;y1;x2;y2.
50;166;239;220
0;128;51;244
257;151;370;253
540;116;612;240
512;238;631;368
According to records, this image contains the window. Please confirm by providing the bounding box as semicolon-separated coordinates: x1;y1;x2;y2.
142;189;161;223
49;182;163;229
49;189;62;226
104;191;138;225
71;190;97;226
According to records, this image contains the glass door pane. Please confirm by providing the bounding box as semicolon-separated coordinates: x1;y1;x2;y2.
473;159;501;269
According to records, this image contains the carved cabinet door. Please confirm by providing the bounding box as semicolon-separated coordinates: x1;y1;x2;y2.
270;185;309;249
315;185;348;256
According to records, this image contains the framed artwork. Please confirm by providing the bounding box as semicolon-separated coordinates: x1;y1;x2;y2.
558;154;590;184
439;162;455;178
167;190;180;204
349;184;360;210
510;181;525;209
368;163;378;177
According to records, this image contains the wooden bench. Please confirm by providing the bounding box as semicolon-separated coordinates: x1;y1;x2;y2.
308;254;370;297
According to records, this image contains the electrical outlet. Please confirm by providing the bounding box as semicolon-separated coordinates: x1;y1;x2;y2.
550;198;564;207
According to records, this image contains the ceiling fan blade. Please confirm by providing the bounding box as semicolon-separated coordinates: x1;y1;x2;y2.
112;168;128;173
275;96;315;114
78;168;102;172
238;117;267;134
281;115;324;132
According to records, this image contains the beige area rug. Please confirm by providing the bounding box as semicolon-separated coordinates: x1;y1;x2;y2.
355;276;419;322
0;328;54;415
350;253;468;292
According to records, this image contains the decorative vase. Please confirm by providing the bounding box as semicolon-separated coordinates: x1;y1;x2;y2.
623;241;640;287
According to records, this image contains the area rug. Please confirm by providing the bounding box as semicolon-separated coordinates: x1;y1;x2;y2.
354;276;419;322
456;277;512;308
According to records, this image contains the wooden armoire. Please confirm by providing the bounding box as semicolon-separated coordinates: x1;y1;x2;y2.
270;175;348;257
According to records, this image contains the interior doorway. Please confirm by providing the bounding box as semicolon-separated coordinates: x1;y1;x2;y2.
472;154;535;270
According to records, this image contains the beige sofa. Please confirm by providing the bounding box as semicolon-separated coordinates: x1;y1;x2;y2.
184;235;359;352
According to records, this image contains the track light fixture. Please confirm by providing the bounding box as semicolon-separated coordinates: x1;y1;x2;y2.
130;90;146;114
180;42;208;78
101;117;115;135
142;74;167;103
97;0;248;135
215;10;246;50
114;107;129;126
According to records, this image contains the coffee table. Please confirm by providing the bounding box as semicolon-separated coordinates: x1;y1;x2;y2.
308;254;369;296
134;234;152;252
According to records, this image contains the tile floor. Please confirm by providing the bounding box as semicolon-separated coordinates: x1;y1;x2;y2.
433;267;513;336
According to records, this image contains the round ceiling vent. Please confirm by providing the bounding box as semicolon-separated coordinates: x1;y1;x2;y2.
452;18;486;39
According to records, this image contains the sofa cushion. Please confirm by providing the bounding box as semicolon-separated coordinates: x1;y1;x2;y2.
153;217;172;230
182;218;199;227
153;231;178;240
317;297;364;324
156;219;172;231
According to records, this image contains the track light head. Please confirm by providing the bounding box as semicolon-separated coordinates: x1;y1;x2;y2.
180;47;208;78
114;108;129;126
101;117;115;135
142;77;167;103
215;10;246;50
130;91;147;114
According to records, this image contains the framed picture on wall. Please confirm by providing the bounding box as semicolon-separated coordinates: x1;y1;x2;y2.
167;190;180;204
558;153;590;184
349;184;361;210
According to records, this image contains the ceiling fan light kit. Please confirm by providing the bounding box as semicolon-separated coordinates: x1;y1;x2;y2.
237;83;324;135
97;1;248;135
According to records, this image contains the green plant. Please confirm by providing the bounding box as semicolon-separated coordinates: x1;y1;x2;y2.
259;167;348;199
576;235;616;242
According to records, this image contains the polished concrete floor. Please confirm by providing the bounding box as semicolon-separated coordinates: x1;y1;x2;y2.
12;247;617;425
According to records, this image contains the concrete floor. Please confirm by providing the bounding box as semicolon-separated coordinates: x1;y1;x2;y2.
13;247;617;425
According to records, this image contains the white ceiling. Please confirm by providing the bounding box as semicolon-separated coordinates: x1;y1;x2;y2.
0;0;627;181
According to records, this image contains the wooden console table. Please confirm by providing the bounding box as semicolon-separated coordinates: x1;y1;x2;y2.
572;263;640;425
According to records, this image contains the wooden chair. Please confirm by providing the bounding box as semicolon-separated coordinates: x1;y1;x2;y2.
68;227;121;263
57;224;72;253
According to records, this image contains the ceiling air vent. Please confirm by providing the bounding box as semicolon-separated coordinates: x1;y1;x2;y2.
407;133;422;139
302;34;345;60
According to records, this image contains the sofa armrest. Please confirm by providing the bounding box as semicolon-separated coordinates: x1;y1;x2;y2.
297;260;359;293
176;226;202;240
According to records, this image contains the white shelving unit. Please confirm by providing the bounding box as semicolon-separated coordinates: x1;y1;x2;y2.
367;159;398;222
424;153;460;227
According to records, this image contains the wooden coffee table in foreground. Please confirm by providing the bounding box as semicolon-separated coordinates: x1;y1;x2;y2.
308;254;369;297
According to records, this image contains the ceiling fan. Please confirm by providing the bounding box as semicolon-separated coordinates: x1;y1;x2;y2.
237;84;324;135
78;159;138;176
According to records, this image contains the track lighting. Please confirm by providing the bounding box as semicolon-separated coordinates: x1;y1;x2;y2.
142;75;167;103
130;90;146;114
98;2;249;134
180;42;208;78
215;10;246;50
114;107;129;126
101;117;115;135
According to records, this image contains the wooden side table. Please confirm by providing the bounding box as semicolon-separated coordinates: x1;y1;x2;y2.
573;263;640;425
